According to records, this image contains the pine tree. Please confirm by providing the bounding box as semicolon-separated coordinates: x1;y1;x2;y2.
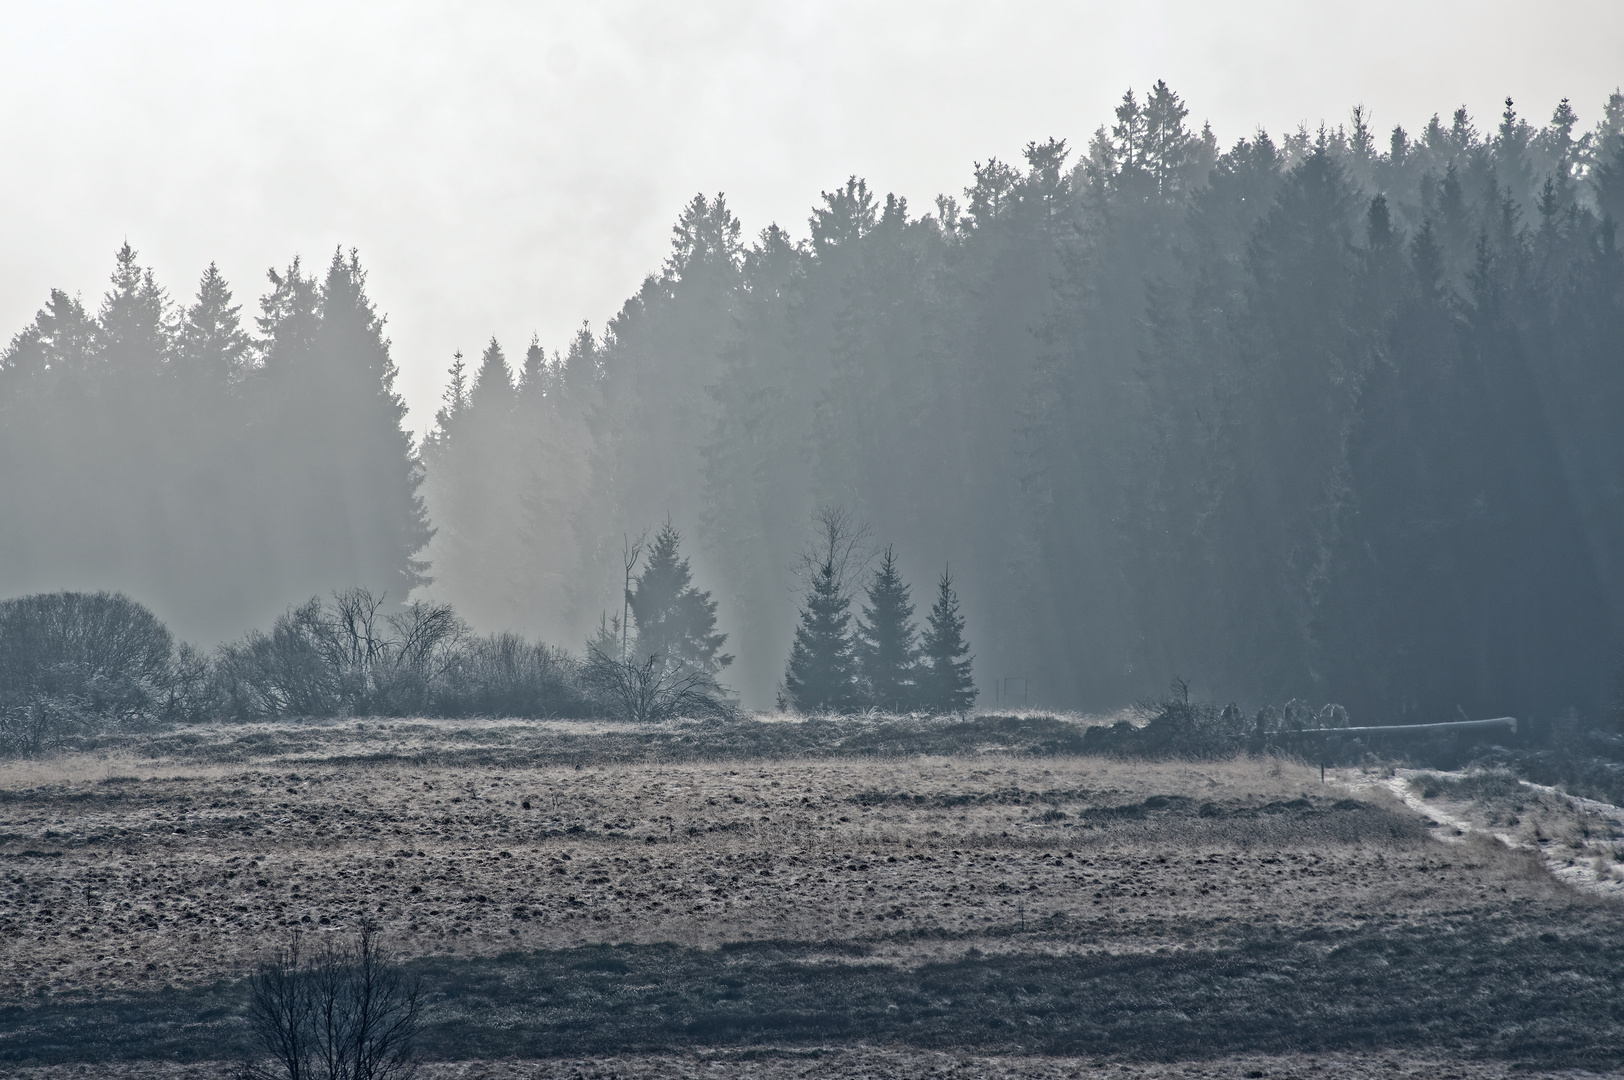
783;508;867;713
856;546;918;712
918;566;976;715
1593;111;1624;225
628;521;732;675
417;335;533;631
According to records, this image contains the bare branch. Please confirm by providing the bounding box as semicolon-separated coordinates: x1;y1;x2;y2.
792;505;873;596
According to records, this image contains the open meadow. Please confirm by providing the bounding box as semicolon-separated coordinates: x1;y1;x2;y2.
3;714;1623;1077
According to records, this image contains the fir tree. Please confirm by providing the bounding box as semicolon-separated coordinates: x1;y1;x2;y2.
856;546;918;712
628;521;732;675
918;566;976;714
560;322;598;398
1;289;95;384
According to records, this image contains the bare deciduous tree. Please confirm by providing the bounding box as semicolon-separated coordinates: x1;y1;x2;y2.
244;924;422;1080
581;643;732;723
792;506;873;598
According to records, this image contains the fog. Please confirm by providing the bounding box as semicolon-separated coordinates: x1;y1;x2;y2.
3;2;1624;718
4;1;1621;435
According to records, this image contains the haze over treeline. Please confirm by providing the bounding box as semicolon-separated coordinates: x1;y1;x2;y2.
3;84;1622;718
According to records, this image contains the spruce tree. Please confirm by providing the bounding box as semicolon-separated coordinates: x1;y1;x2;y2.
251;248;431;605
255;255;321;371
96;241;172;379
468;336;515;416
176;263;251;388
856;546;918;712
432;351;470;439
518;334;552;399
918;566;976;715
784;553;859;713
628;521;732;675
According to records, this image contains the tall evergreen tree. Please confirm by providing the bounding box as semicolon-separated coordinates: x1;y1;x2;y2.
784;558;858;713
783;509;865;713
518;334;552;399
245;248;431;607
856;546;918;712
175;263;251;388
255;255;321;372
433;351;470;437
628;521;731;675
1;289;95;384
97;241;172;379
918;567;976;715
468;336;515;416
418;336;528;629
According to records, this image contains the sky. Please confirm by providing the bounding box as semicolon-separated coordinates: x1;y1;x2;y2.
3;0;1621;436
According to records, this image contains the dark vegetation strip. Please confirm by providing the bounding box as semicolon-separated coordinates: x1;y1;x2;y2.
33;708;1621;809
58;714;1100;769
7;920;1624;1068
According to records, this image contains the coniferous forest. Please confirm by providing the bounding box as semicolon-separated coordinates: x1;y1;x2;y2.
4;85;1623;721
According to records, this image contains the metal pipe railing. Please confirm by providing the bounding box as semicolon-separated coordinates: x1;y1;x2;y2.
1288;716;1516;736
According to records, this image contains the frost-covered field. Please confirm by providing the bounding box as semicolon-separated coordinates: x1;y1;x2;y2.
3;716;1623;1076
1341;766;1624;896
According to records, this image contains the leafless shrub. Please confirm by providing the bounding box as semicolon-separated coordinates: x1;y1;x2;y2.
582;644;732;723
0;591;178;753
244;923;422;1080
0;696;89;755
163;640;220;722
435;631;588;717
215;598;341;717
217;590;466;718
371;599;464;714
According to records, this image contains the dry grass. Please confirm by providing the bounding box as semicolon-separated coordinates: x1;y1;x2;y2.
10;1050;1624;1080
3;718;1622;1071
1351;766;1624;896
0;749;1504;1001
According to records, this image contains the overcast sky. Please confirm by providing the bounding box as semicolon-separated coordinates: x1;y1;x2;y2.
4;0;1621;434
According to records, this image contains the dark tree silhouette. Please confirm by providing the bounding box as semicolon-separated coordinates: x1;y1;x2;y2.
244;923;422;1080
918;567;976;715
856;546;919;712
628;521;732;676
7;88;1624;723
783;508;866;713
175;262;251;388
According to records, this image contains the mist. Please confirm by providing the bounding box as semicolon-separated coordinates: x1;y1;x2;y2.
11;10;1624;1076
5;81;1624;722
5;2;1623;438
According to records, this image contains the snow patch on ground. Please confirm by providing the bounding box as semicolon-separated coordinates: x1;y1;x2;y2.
1339;767;1624;899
